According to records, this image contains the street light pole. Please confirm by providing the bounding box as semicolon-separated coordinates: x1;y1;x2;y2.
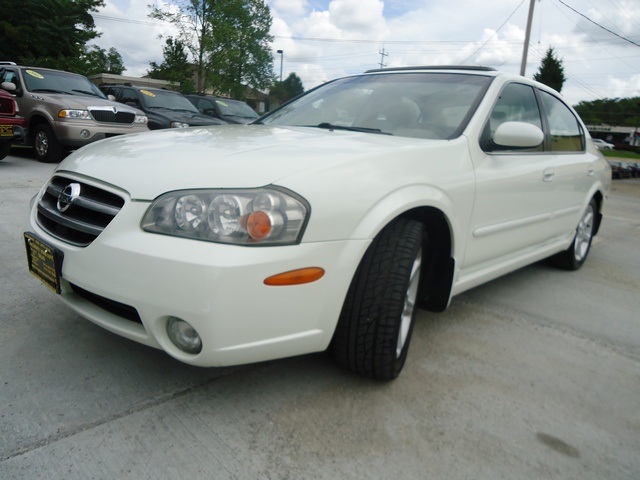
277;50;284;82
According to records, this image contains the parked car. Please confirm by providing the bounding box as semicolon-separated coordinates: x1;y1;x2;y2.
619;161;634;178
0;85;27;160
609;160;623;179
0;62;149;162
184;94;259;124
99;84;226;130
592;138;614;150
627;161;640;178
25;66;610;380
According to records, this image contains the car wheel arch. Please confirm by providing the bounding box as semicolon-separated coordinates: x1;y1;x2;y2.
349;205;456;315
25;113;51;145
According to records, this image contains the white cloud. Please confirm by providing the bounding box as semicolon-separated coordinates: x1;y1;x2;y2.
271;0;308;16
327;0;386;38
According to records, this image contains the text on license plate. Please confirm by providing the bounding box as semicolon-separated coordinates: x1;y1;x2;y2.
0;125;14;137
24;232;63;294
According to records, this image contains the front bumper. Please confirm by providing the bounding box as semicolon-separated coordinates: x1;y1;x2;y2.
51;119;149;147
28;195;368;367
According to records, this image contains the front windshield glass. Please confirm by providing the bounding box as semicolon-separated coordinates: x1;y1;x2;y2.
141;90;200;112
217;99;259;119
261;72;493;139
21;68;106;98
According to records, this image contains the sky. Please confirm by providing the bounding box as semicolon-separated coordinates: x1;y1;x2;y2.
91;0;640;106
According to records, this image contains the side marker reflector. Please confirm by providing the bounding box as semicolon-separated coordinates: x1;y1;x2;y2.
264;267;325;286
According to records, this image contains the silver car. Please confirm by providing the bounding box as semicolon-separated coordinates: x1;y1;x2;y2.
0;62;148;162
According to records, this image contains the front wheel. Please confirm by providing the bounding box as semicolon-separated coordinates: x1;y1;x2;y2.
0;143;10;160
550;198;597;271
332;218;425;380
32;123;63;163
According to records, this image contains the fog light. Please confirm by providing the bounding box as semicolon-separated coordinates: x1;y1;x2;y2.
80;129;90;139
166;317;202;354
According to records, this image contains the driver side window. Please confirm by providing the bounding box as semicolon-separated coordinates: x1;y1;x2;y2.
482;83;543;152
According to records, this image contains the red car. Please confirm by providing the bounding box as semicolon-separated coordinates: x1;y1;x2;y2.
0;87;27;160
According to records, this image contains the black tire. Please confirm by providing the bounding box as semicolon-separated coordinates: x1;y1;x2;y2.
332;218;425;380
0;143;10;160
550;198;597;271
32;123;63;163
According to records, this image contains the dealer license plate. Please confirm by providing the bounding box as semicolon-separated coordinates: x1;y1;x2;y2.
0;124;14;137
24;232;63;294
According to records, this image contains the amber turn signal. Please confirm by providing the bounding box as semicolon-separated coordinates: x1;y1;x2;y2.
264;267;325;286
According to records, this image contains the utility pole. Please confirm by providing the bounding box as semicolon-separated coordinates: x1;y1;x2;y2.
520;0;536;76
378;47;388;69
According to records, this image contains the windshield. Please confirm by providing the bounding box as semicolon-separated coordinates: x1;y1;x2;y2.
140;89;200;113
217;99;259;119
21;68;106;98
261;72;492;139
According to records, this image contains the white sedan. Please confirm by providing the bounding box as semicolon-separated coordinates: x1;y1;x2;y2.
592;138;614;150
25;66;611;379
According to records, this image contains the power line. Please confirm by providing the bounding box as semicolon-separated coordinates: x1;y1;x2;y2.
556;0;640;47
92;13;166;27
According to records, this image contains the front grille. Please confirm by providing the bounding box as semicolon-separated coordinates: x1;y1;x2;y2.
36;176;125;246
71;283;142;323
89;108;135;124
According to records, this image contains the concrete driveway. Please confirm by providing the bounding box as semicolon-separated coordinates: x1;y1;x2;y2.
1;150;639;479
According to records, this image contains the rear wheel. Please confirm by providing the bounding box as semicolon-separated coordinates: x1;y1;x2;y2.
332;218;425;380
550;198;597;271
32;123;63;163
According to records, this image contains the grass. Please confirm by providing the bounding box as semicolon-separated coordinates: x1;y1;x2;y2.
602;149;640;160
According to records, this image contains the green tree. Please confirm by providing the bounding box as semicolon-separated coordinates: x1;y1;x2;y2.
533;47;566;93
148;38;195;92
82;46;125;75
270;72;304;105
0;0;105;73
574;97;640;127
150;0;274;98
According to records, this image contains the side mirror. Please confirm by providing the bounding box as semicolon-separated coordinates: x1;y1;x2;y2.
107;94;116;101
1;81;16;92
493;121;544;148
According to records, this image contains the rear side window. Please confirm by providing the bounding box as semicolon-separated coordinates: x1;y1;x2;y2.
539;91;584;152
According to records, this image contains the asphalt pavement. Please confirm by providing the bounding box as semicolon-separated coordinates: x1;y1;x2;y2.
1;150;639;479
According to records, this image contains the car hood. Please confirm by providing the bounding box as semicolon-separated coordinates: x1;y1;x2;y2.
57;125;444;199
148;109;224;126
31;92;141;113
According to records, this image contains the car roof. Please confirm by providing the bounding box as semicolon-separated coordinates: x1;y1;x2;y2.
365;65;498;74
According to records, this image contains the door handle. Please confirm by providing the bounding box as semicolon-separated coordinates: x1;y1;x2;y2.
543;169;555;182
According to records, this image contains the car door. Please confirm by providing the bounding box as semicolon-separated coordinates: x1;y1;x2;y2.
537;89;594;231
463;82;568;273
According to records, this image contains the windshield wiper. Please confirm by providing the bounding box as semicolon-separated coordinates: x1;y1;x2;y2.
31;89;69;94
315;122;392;135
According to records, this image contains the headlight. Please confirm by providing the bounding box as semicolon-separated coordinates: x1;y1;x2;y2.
141;187;309;246
58;109;91;120
135;115;148;124
170;121;189;128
